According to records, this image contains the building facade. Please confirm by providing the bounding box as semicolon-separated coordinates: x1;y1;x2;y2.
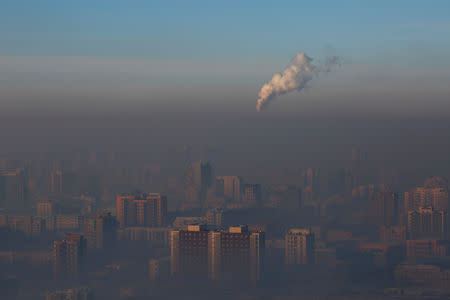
116;193;167;228
53;233;87;279
170;224;265;281
83;212;118;250
285;228;315;265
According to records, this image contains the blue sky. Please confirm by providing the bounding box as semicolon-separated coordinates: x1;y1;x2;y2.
2;0;450;61
1;1;450;114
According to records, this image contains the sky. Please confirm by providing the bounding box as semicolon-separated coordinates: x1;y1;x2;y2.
1;1;450;171
1;1;450;115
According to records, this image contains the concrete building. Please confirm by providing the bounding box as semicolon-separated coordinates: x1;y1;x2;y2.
0;169;27;209
285;228;315;265
370;191;400;226
215;176;242;203
49;170;63;194
407;206;447;239
395;264;450;290
119;227;170;246
205;208;223;227
83;212;118;250
410;178;449;210
170;224;265;281
242;184;262;207
53;233;87;279
116;193;167;228
37;201;52;217
184;161;214;208
406;239;449;258
149;257;170;281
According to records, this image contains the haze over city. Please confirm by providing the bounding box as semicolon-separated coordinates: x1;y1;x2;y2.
1;1;450;300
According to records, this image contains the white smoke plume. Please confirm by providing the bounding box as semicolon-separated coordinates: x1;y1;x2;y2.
256;52;340;111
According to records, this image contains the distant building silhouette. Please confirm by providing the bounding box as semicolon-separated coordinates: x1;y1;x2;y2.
407;206;447;239
0;169;27;209
379;225;406;242
406;239;449;258
370;191;400;226
53;233;87;279
149;257;170;281
184;161;214;209
405;177;449;211
46;287;93;300
215;176;242;203
285;228;315;265
119;227;170;246
83;212;118;250
49;170;63;194
205;208;223;227
242;184;262;207
37;201;52;217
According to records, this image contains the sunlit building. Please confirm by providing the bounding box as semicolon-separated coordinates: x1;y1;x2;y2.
170;224;265;282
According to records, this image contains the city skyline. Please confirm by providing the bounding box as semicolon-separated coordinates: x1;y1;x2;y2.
1;2;450;299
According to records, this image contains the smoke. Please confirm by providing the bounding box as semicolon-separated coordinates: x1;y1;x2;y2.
256;52;340;111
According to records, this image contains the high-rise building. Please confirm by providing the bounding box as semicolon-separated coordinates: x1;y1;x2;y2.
411;186;449;210
407;207;447;239
0;169;27;209
395;263;450;290
116;193;167;228
53;233;87;279
170;224;265;281
370;191;400;226
37;201;52;217
184;161;214;208
304;168;320;188
406;239;449;258
407;177;449;211
215;176;242;203
242;184;262;207
170;224;210;278
285;228;315;265
404;191;416;212
50;170;63;194
83;212;118;250
149;257;170;281
205;208;223;227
